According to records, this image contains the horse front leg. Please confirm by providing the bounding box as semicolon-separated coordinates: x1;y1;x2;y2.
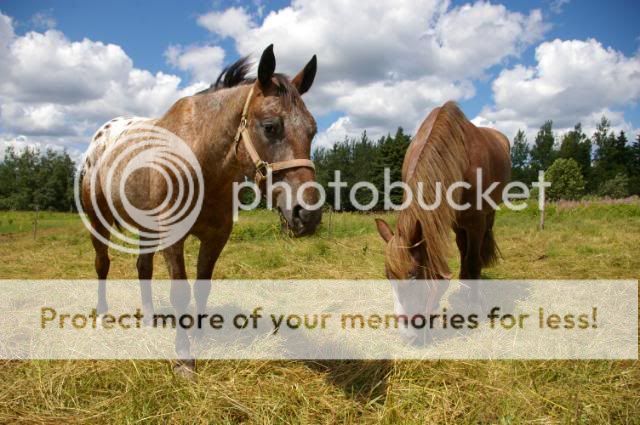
137;249;155;326
455;228;468;279
193;225;232;340
162;241;193;377
464;224;487;311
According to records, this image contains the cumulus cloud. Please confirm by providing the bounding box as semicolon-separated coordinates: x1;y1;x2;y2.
2;29;133;105
0;12;207;152
165;44;225;82
322;76;474;131
198;0;547;145
197;7;254;39
475;38;640;139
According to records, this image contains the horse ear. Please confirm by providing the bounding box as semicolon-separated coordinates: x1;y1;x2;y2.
258;44;276;87
292;55;317;95
408;220;423;246
375;219;394;243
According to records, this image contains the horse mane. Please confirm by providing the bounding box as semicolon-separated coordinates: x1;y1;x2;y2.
195;56;297;107
389;101;471;279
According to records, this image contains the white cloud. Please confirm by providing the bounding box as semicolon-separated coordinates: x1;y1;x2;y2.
475;38;640;140
165;44;225;82
2;29;132;104
198;0;547;146
197;7;254;39
549;0;570;14
0;12;208;151
325;76;474;130
30;11;57;30
0;135;84;163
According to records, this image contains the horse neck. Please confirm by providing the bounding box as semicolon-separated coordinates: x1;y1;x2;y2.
397;119;470;278
158;85;251;195
200;85;251;182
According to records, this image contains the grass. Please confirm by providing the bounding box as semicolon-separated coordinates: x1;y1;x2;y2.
0;201;639;423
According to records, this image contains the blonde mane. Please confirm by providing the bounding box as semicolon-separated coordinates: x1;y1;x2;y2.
387;101;470;279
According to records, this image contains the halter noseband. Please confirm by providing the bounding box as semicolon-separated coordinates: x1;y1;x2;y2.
234;83;315;183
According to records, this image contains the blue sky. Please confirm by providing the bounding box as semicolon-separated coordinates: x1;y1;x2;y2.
0;0;639;157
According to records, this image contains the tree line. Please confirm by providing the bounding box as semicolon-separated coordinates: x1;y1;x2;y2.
1;115;639;212
512;117;640;200
0;147;76;211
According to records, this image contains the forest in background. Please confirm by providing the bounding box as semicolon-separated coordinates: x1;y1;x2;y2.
314;117;640;209
1;116;639;212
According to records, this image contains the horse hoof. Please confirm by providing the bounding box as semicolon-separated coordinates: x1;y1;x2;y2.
173;361;196;379
189;327;206;342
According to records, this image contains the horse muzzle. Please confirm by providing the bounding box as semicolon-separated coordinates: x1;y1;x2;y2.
279;202;322;236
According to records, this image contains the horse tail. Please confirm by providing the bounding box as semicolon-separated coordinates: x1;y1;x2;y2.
77;165;86;213
480;229;501;267
480;213;501;268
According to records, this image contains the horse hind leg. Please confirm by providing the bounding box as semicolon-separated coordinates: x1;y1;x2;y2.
90;222;112;315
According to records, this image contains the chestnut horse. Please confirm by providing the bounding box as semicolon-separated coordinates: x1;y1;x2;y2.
80;45;321;374
375;102;510;338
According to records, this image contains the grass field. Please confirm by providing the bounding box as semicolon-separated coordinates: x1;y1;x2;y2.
0;201;639;423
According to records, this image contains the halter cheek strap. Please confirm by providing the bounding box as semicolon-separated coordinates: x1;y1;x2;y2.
234;83;315;183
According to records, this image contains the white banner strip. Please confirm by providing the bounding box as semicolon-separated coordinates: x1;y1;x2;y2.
0;280;636;360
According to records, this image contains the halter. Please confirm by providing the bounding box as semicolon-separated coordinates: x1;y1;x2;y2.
234;83;315;183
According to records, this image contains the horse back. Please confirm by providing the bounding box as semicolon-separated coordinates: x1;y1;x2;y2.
457;125;512;212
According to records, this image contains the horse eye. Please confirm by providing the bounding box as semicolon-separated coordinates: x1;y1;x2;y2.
262;120;280;136
264;123;275;134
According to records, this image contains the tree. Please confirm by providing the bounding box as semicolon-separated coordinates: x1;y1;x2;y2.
313;127;410;211
545;158;585;201
592;117;629;189
558;123;592;182
530;121;557;172
629;133;640;195
510;129;531;184
372;127;410;207
0;147;76;211
598;173;630;199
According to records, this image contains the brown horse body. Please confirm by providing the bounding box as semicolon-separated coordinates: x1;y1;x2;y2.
80;46;321;374
376;101;511;317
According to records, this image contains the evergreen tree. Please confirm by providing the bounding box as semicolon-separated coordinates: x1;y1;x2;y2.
372;127;410;207
592;117;629;188
510;129;531;183
0;147;76;211
313;127;411;211
626;133;640;195
558;123;592;188
530;121;556;171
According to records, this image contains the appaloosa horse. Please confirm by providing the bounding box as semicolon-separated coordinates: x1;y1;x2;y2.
80;45;321;374
375;102;511;339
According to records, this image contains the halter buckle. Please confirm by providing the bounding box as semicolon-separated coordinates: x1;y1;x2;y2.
254;160;271;182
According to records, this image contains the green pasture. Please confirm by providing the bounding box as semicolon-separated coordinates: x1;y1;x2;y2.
0;200;638;423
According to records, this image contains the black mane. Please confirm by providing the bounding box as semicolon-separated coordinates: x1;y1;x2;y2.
195;56;296;106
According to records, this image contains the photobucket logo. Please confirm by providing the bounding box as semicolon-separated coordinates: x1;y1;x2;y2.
232;168;550;219
74;124;204;254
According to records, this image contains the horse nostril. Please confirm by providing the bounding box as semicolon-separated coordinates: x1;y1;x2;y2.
292;205;304;222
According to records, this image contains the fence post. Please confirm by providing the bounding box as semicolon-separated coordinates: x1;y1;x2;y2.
33;206;39;240
537;171;546;231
